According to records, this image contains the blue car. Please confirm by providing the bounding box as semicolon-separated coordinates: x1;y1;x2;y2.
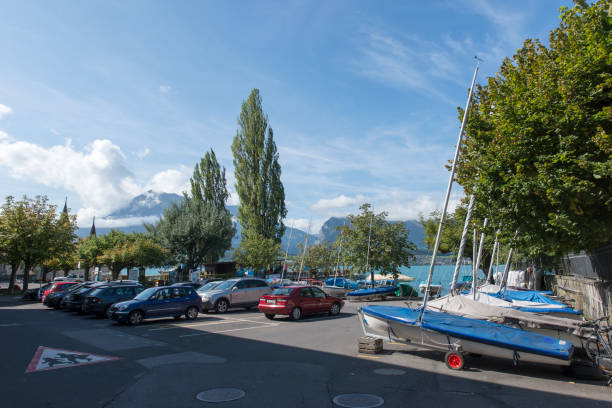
108;286;202;325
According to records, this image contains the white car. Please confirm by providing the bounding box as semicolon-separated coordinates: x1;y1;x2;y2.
200;278;271;313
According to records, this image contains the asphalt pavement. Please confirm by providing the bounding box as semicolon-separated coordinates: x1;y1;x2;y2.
0;295;610;408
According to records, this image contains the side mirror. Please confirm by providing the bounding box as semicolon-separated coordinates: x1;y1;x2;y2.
231;287;237;292
149;295;157;301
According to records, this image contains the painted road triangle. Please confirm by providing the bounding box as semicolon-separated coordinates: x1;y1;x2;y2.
25;346;122;373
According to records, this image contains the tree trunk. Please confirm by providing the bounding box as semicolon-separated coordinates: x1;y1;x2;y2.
111;265;121;281
138;267;146;285
52;270;57;280
22;262;31;292
83;263;90;281
8;262;19;295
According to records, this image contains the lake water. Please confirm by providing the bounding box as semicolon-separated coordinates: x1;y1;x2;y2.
137;263;504;296
399;264;506;295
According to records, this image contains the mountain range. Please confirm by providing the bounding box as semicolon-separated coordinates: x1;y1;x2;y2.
78;191;427;254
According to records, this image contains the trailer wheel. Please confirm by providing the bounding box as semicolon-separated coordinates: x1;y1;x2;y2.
445;351;465;370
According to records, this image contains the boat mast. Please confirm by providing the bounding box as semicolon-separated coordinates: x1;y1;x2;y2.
419;59;480;324
500;231;518;288
280;220;295;285
450;195;475;292
486;230;499;283
365;213;374;288
472;218;488;299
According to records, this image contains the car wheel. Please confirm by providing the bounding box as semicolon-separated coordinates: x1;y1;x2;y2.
290;307;302;321
329;302;341;316
215;299;229;313
185;306;198;320
128;310;144;326
265;313;275;320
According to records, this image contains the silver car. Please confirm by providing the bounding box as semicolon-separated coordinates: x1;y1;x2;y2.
200;278;271;313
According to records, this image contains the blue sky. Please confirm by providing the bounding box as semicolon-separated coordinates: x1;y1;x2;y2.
0;0;572;232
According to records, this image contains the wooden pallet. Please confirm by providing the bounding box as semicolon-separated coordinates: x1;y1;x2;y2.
358;336;383;354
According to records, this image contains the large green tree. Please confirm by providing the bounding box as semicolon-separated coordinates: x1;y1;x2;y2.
339;204;416;285
232;229;281;272
191;149;229;210
149;197;234;280
231;88;287;243
299;240;337;278
0;195;77;292
457;1;611;258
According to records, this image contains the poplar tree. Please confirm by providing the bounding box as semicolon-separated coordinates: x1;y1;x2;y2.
191;149;229;210
232;89;287;243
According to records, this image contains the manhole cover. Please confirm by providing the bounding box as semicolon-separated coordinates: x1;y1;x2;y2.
333;394;384;408
196;388;245;403
373;368;405;376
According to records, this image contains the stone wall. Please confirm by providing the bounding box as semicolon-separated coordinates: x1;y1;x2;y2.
550;274;612;321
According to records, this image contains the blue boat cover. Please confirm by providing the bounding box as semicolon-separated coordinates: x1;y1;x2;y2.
347;286;398;297
361;305;573;360
495;289;565;305
325;278;359;289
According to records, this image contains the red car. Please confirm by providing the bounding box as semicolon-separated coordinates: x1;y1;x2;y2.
41;281;78;303
258;286;344;321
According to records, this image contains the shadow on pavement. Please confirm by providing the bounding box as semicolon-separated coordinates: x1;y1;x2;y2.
1;302;609;408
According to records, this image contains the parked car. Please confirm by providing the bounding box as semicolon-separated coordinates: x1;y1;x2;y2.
171;281;203;290
82;284;144;316
63;282;109;312
196;280;223;297
108;286;202;325
200;278;271;313
22;283;53;301
44;282;91;308
258;286;344;321
41;281;79;303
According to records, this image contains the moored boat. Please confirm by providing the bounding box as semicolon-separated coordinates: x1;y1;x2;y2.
346;285;398;301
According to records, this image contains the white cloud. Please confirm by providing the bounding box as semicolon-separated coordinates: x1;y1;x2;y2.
311;194;365;211
0;138;137;215
0;137;192;226
136;147;150;159
284;218;323;236
146;167;190;195
355;31;458;104
462;0;527;46
159;85;172;93
0;104;13;119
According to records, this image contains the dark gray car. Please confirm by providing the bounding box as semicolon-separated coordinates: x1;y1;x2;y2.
82;284;144;316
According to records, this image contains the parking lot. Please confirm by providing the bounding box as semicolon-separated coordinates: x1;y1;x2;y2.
1;296;610;408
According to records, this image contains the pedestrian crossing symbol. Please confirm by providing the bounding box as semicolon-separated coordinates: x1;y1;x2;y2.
25;346;121;373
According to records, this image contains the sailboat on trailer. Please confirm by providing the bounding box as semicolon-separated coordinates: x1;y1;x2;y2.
358;59;575;370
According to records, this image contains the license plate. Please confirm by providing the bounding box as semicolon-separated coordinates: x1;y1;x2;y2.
267;299;276;304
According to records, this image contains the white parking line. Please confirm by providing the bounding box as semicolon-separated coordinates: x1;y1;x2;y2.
149;320;240;331
179;324;279;338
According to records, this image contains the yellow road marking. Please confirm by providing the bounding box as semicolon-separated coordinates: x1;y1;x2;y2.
357;354;381;359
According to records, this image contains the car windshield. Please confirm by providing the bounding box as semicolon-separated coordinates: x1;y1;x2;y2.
89;288;105;296
134;287;157;300
213;280;237;291
272;288;294;296
197;282;221;292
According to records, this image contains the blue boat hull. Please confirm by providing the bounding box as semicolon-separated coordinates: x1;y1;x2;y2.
359;305;573;366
